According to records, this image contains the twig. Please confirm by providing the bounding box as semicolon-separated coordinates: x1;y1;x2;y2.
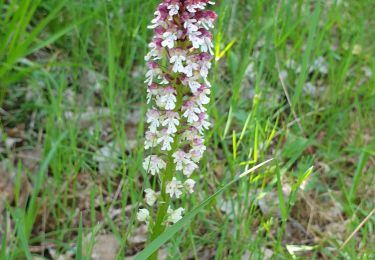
339;208;375;250
274;107;326;138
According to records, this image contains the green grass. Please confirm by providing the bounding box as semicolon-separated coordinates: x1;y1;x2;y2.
1;0;374;259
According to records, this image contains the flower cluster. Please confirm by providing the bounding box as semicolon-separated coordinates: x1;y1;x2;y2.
138;0;217;226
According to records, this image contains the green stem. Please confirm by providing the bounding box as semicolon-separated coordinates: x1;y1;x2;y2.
149;153;173;260
148;85;183;260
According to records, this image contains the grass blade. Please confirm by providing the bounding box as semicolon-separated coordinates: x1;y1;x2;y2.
14;209;32;260
135;158;273;260
25;131;68;238
276;163;288;222
0;213;8;259
76;213;83;260
349;150;368;201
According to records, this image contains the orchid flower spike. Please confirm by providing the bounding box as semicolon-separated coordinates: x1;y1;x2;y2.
139;0;217;228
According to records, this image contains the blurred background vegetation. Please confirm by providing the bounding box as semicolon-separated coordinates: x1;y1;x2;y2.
0;0;374;259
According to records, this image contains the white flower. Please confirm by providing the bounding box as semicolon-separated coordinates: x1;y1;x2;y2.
144;131;158;149
184;19;198;32
193;112;211;133
160;76;169;85
147;11;161;29
362;67;372;78
183;75;201;93
200;35;214;54
145;69;157;86
143;155;166;175
195;87;210;106
188;30;203;49
146;109;161;133
190;138;206;162
157;87;176;110
157;129;174;151
148;9;167;29
181;127;199;141
162;31;177;49
167;4;179;16
310;56;328;74
172;150;191;171
190;148;203;163
186;3;206;13
199;60;211;78
137;208;149;222
146;84;159;103
162;111;180;134
167;207;184;224
182;160;198;177
304;82;318;96
184;58;199;77
198;19;214;30
204;77;212;88
166;177;183;198
184;179;196;193
172;150;198;176
144;188;158;206
147;22;158;30
145;42;162;61
286;59;301;73
170;49;186;73
145;64;162;86
315;57;327;72
182;101;201;123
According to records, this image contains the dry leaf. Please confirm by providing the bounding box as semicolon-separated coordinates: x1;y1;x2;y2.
93;142;120;175
324;220;349;241
128;225;148;245
49;248;74;260
92;234;120;260
17;146;42;172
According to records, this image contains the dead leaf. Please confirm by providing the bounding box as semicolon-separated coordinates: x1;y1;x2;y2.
49;248;74;260
93;142;120;175
5;137;22;149
324;221;348;241
17;146;42;173
64;107;111;129
91;234;120;260
257;190;281;217
128;225;148;245
257;182;292;217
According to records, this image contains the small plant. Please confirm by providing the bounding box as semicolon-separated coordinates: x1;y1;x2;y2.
138;0;217;255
